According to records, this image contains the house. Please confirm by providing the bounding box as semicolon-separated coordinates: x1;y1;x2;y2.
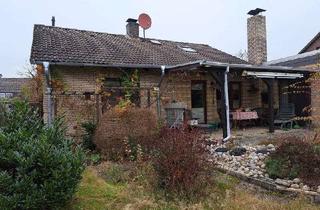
299;32;320;54
265;33;320;126
30;9;314;140
0;77;30;99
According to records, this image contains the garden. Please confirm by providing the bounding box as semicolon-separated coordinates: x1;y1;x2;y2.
0;97;320;209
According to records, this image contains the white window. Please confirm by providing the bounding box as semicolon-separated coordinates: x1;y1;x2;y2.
150;40;161;45
0;93;14;98
178;46;197;53
5;93;13;98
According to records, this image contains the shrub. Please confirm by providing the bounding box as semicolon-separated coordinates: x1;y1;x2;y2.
81;121;96;151
266;136;320;186
0;101;85;210
150;125;214;199
94;107;158;161
265;158;299;179
0;101;6;127
87;153;102;165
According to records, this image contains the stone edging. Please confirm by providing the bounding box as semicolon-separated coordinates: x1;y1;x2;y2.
216;167;320;204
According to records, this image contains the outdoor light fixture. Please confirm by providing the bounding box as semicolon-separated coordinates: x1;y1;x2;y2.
242;71;304;79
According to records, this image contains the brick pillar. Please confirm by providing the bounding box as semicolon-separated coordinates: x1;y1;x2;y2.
247;15;267;65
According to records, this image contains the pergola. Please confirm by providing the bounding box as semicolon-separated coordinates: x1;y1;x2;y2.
165;60;314;142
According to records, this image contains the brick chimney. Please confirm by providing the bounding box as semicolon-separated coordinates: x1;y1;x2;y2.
126;18;139;38
247;9;267;65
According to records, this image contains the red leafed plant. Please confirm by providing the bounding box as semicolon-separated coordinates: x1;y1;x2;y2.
150;125;214;198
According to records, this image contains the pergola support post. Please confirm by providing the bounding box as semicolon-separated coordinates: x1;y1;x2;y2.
209;71;228;139
263;79;275;133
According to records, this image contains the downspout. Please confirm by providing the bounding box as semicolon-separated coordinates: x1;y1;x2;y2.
156;65;166;119
43;62;53;126
223;66;231;142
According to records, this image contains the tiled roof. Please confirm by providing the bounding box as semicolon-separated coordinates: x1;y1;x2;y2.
299;32;320;54
265;49;320;68
30;25;247;67
0;78;30;93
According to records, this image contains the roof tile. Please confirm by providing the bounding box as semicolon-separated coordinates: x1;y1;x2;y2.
30;25;247;67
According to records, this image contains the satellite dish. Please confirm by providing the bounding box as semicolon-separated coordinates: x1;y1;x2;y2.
138;13;152;30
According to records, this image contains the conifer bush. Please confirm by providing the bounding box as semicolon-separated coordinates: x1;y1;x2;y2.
0;101;85;210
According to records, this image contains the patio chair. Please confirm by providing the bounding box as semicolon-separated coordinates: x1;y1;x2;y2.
274;103;296;129
165;102;187;128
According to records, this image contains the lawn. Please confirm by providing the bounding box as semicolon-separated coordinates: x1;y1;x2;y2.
64;163;319;210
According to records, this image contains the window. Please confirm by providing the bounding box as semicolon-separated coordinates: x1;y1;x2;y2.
0;92;14;98
103;78;121;87
84;92;92;100
102;78;122;109
229;82;242;110
178;46;197;53
150;40;161;45
101;77;140;111
191;83;205;108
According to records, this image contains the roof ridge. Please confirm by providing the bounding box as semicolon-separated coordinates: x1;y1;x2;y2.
34;24;216;47
265;48;320;65
299;31;320;54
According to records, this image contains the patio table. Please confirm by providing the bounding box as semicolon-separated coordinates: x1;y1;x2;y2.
231;111;259;128
231;111;259;120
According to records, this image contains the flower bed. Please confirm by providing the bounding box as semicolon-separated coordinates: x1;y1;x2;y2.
211;144;320;202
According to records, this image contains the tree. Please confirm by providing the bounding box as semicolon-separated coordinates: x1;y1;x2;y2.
0;100;85;209
20;63;44;105
235;49;248;61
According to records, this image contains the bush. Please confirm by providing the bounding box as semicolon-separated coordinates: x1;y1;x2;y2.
94;107;158;161
150;125;214;198
81;121;96;151
266;136;320;186
0;101;85;209
0;101;6;127
265;158;299;179
87;153;102;165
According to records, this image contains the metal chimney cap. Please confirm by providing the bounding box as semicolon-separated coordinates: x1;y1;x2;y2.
126;18;138;23
248;8;266;16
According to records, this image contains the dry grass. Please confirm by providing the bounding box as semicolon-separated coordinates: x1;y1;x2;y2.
222;189;317;210
65;163;320;210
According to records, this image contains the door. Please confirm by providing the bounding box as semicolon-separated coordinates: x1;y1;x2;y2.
279;80;289;106
229;82;242;110
191;81;207;124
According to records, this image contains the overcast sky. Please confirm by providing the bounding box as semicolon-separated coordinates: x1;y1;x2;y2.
0;0;319;77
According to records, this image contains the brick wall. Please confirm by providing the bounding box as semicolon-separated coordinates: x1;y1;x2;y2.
247;15;267;65
306;63;320;127
42;66;281;140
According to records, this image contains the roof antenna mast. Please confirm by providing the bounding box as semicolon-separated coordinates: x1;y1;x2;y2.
51;16;55;27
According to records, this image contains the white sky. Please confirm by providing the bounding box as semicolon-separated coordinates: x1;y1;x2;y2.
0;0;319;77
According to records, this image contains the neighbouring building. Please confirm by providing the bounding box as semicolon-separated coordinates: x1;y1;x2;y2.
0;77;30;99
30;9;314;140
266;32;320;126
299;32;320;54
